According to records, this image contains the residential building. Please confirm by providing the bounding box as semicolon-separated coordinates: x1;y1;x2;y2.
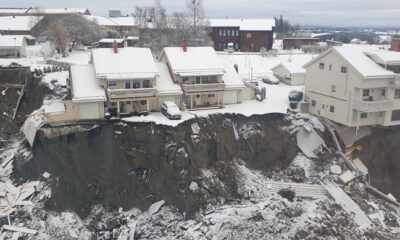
0;16;47;36
272;62;306;86
209;19;275;52
0;35;27;57
160;45;226;109
282;38;319;50
304;46;400;128
45;65;106;125
85;15;139;37
91;46;159;116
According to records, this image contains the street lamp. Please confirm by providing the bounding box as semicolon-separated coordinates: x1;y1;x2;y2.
13;37;16;57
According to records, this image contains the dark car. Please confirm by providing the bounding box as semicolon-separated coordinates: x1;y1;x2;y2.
262;77;279;85
288;90;304;102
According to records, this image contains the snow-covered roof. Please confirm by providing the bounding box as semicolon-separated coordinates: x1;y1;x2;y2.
70;65;106;102
272;55;314;74
92;47;158;80
365;50;400;65
27;8;90;15
0;8;28;14
99;38;125;44
85;15;118;26
110;17;137;26
304;46;394;78
222;63;245;90
161;47;225;76
209;19;275;31
0;35;26;47
0;16;43;31
156;62;183;95
43;100;66;113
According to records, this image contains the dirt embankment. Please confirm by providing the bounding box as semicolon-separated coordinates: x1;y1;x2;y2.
15;114;298;218
356;127;400;200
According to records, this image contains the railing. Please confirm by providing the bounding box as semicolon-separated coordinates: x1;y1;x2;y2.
181;83;225;92
107;88;157;100
353;99;400;112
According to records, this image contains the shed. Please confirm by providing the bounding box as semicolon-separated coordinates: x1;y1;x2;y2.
0;35;27;57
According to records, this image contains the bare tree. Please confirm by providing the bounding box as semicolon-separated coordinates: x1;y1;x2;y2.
132;6;154;29
45;20;69;57
185;0;210;46
153;0;168;29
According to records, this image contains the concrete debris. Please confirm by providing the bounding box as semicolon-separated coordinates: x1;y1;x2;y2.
21;111;47;147
191;122;201;134
387;193;398;203
369;211;387;228
322;180;372;229
147;200;165;216
42;172;51;179
352;158;369;175
330;165;342;175
296;124;328;158
339;170;356;184
0;181;39;218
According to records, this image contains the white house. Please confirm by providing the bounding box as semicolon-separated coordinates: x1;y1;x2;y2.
159;45;227;110
0;35;27;57
222;62;249;104
272;62;306;86
304;46;400;128
91;46;159;115
156;62;183;109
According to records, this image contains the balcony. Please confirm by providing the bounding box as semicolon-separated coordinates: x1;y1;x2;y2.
353;98;400;112
181;83;225;93
107;88;157;100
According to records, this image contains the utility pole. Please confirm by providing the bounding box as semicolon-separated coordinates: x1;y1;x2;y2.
13;37;16;57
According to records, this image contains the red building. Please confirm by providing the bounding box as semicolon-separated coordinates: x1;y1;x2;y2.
391;39;400;52
209;19;275;52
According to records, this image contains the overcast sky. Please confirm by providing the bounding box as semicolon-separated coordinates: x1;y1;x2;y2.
1;0;399;28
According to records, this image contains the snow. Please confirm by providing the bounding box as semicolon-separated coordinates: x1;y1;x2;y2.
272;56;311;74
43;100;65;113
189;181;199;192
365;50;400;65
0;58;31;67
147;200;165;215
0;35;26;47
222;62;245;89
85;15;118;26
41;71;69;89
122;112;195;127
156;62;183;95
28;8;89;14
99;38;125;44
161;47;225;76
59;50;91;65
110;17;137;26
0;16;43;31
209;19;275;31
70;65;106;102
92;48;158;80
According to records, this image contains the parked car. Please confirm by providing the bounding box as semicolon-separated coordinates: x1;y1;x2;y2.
227;42;234;53
263;77;279;85
288;90;304;102
161;101;182;120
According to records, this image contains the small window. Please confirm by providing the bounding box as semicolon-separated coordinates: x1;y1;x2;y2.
311;100;316;107
381;89;386;97
223;30;226;36
331;85;336;93
208;94;215;98
236;30;239;36
330;106;335;113
125;80;131;89
329;64;332;71
196;95;200;98
363;89;370;97
142;80;150;88
108;80;117;87
319;63;325;69
210;76;217;83
227;30;231;36
395;89;400;99
182;77;189;82
141;100;147;105
219;30;222;36
127;101;131;105
196;76;201;84
361;113;368;119
322;104;325;109
341;66;347;73
132;80;141;89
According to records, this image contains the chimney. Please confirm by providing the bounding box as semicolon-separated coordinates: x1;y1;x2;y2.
182;39;188;52
112;40;118;54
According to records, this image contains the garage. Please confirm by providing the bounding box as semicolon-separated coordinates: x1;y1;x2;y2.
224;90;239;105
78;102;102;120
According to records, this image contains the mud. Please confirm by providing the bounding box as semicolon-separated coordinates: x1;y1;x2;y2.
15;114;298;218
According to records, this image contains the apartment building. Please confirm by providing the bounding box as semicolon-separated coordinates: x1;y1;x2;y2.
304;46;400;127
91;45;159;116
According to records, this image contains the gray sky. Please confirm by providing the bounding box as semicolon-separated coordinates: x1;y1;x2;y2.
1;0;399;28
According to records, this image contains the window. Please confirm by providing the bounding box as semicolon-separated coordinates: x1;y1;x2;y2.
219;30;222;36
108;80;117;88
322;104;325;109
132;80;141;89
141;100;147;105
223;30;226;36
142;80;150;88
331;85;336;93
125;80;131;89
395;89;400;99
381;89;386;97
227;30;231;36
208;94;215;98
202;76;210;83
210;76;217;83
392;110;400;121
341;66;347;73
236;30;239;36
235;43;239;49
361;113;368;119
329;64;332;71
182;77;189;82
311;100;316;107
196;76;201;84
363;89;370;97
319;63;325;69
196;95;200;98
330;106;335;113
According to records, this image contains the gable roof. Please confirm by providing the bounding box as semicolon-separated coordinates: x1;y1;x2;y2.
0;35;26;47
161;47;225;76
304;46;394;79
222;62;245;90
209;19;275;31
92;47;158;80
71;65;106;102
156;62;183;95
0;16;43;31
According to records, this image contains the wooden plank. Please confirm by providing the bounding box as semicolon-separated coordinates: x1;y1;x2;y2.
2;225;37;235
